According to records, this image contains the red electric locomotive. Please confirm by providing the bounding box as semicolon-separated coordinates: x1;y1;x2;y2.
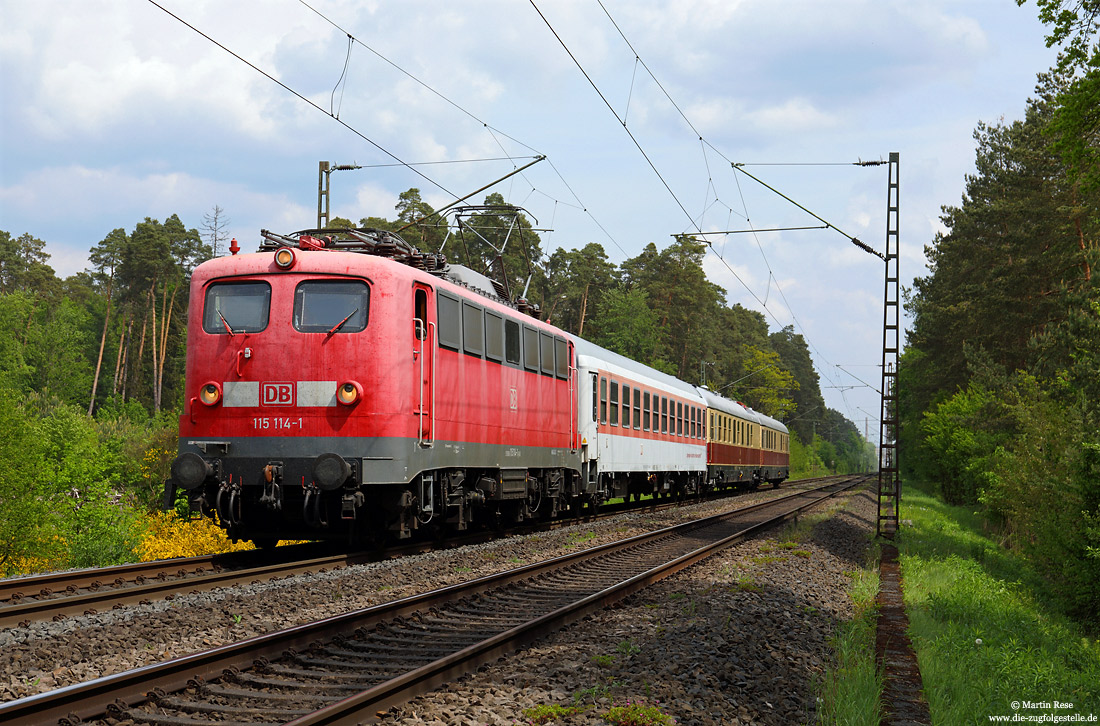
170;229;588;546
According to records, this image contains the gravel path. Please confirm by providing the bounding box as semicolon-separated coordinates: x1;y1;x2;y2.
0;480;874;726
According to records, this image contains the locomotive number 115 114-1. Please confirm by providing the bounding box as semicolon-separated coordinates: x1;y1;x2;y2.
252;417;304;430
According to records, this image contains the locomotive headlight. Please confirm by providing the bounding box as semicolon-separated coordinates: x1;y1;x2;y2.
337;380;362;406
199;381;222;406
274;247;296;269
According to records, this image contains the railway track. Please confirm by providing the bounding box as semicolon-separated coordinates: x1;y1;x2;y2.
0;476;841;630
0;475;867;726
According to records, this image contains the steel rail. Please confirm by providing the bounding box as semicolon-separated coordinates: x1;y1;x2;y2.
0;475;866;726
0;475;842;629
0;542;334;604
290;477;866;726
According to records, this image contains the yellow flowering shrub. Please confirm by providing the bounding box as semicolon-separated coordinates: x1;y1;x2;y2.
2;550;67;578
133;510;255;561
140;445;173;482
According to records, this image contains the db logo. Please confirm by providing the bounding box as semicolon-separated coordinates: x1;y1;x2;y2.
262;382;294;406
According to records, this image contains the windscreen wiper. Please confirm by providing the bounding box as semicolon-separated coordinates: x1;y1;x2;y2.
327;308;359;336
217;308;235;337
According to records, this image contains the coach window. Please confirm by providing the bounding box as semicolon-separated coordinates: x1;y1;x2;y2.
437;293;461;350
540;332;555;376
610;381;619;426
643;392;651;431
485;311;504;362
203;281;271;334
523;325;539;372
661;397;668;434
462;302;484;357
600;376;609;423
293;280;368;333
677;402;683;436
622;385;631;428
555;337;569;379
633;388;642;430
505;319;521;364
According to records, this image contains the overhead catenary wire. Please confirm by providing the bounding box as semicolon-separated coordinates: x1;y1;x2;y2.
150;0;628;260
296;0;631;259
584;0;882;421
150;0;874;428
528;0;791;332
143;0;458;200
731;163;886;260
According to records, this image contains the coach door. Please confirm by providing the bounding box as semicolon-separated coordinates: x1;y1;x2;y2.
569;341;578;452
413;284;435;446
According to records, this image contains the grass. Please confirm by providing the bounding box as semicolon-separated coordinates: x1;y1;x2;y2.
520;703;589;724
814;530;883;725
815;563;882;724
899;483;1100;724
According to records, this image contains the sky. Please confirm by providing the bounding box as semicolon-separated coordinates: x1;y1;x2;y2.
0;0;1061;443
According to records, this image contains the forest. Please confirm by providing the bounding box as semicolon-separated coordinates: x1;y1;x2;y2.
0;199;870;577
902;1;1100;624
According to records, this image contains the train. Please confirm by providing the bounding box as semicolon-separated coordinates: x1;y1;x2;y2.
168;228;789;547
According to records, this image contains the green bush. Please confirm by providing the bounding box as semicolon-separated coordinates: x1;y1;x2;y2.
921;385;1010;505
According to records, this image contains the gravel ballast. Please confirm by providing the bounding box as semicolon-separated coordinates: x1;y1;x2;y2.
377;486;877;726
0;481;875;726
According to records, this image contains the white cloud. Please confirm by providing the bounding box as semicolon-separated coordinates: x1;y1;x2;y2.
353;184;399;221
0;163;311;277
0;0;1064;431
744;98;839;133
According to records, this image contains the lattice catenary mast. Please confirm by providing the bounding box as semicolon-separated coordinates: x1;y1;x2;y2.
877;152;901;537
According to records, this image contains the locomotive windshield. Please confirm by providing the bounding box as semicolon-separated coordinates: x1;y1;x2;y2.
294;280;369;333
202;282;271;334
